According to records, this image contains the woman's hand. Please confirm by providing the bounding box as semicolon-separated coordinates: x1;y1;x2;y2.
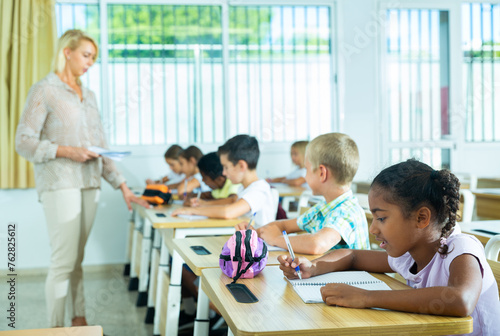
278;255;314;279
57;146;99;162
120;183;151;211
320;283;369;308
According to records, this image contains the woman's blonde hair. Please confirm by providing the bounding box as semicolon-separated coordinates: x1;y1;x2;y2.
52;29;98;81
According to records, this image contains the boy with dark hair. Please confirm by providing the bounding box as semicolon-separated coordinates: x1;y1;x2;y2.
173;134;276;228
185;152;241;206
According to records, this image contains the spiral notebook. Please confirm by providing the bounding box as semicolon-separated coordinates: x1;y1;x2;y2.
286;271;392;303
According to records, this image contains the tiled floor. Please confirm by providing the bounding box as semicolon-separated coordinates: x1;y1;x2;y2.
0;265;154;335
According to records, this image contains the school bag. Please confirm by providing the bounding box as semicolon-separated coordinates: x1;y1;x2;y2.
141;184;172;205
219;229;268;283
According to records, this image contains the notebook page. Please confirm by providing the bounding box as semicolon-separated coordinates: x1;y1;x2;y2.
286;271;392;303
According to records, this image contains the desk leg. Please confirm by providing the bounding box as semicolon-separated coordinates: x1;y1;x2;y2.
136;216;152;307
193;276;210;336
124;210;135;276
153;236;170;336
128;210;142;291
145;228;161;323
164;250;183;336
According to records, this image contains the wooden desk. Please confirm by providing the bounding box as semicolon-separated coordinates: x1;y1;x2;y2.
0;326;103;335
270;183;306;197
143;205;245;336
477;178;500;189
472;189;500;219
201;266;472;336
459;220;500;247
171;236;323;336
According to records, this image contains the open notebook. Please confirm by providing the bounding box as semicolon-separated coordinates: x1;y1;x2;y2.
286;271;392;303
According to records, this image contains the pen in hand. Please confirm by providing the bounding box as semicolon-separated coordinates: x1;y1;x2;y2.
282;230;302;279
196;190;201;200
246;212;257;230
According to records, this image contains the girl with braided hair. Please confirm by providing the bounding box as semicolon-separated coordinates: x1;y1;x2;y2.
278;159;500;335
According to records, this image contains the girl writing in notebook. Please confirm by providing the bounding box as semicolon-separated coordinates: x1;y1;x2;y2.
279;159;500;335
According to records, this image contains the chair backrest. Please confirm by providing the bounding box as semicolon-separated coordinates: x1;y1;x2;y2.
354;193;369;211
486;259;500;296
270;188;280;217
485;235;500;261
458;189;475;223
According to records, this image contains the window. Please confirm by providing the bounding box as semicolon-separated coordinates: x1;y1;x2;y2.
383;7;452;169
462;3;500;142
56;1;338;146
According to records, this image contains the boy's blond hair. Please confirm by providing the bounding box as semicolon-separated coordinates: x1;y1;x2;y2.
306;133;359;185
291;140;309;157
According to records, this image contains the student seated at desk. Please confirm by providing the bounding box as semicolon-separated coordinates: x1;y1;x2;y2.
239;133;369;255
280;159;500;336
267;140;309;187
173;134;276;228
176;145;211;196
145;144;185;186
184;152;242;206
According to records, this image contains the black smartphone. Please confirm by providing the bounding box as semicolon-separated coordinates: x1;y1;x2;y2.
156;213;166;217
190;245;211;255
226;283;258;303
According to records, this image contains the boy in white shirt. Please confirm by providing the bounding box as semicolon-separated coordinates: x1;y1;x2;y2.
172;135;276;228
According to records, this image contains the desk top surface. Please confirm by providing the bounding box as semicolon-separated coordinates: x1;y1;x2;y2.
172;236;323;275
201;266;472;336
472;188;500;197
134;203;246;229
270;183;307;197
0;326;102;336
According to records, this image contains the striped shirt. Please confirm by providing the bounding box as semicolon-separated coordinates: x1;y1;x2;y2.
15;72;125;199
296;190;370;250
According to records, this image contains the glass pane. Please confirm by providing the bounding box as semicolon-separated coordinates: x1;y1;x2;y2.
56;4;101;110
107;4;223;145
385;8;451;167
228;5;334;142
462;3;500;142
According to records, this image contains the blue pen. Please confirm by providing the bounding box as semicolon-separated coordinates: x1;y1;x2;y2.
282;230;302;279
246;212;257;229
183;179;188;199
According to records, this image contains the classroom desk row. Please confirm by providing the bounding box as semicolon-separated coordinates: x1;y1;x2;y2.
128;204;472;336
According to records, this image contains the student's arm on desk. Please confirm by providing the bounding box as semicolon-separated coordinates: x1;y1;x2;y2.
191;194;238;207
258;220;341;255
320;254;482;317
283;176;306;187
279;249;391;279
172;197;251;219
177;178;200;194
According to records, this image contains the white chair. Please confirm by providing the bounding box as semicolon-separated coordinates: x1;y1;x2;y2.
485;234;500;261
459;189;475;223
271;188;280;218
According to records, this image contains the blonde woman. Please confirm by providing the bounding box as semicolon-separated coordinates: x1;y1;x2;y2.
15;29;149;327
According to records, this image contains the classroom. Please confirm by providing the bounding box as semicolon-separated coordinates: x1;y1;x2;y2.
1;0;500;335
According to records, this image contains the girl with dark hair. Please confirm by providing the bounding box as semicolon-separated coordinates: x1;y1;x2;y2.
279;159;500;336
